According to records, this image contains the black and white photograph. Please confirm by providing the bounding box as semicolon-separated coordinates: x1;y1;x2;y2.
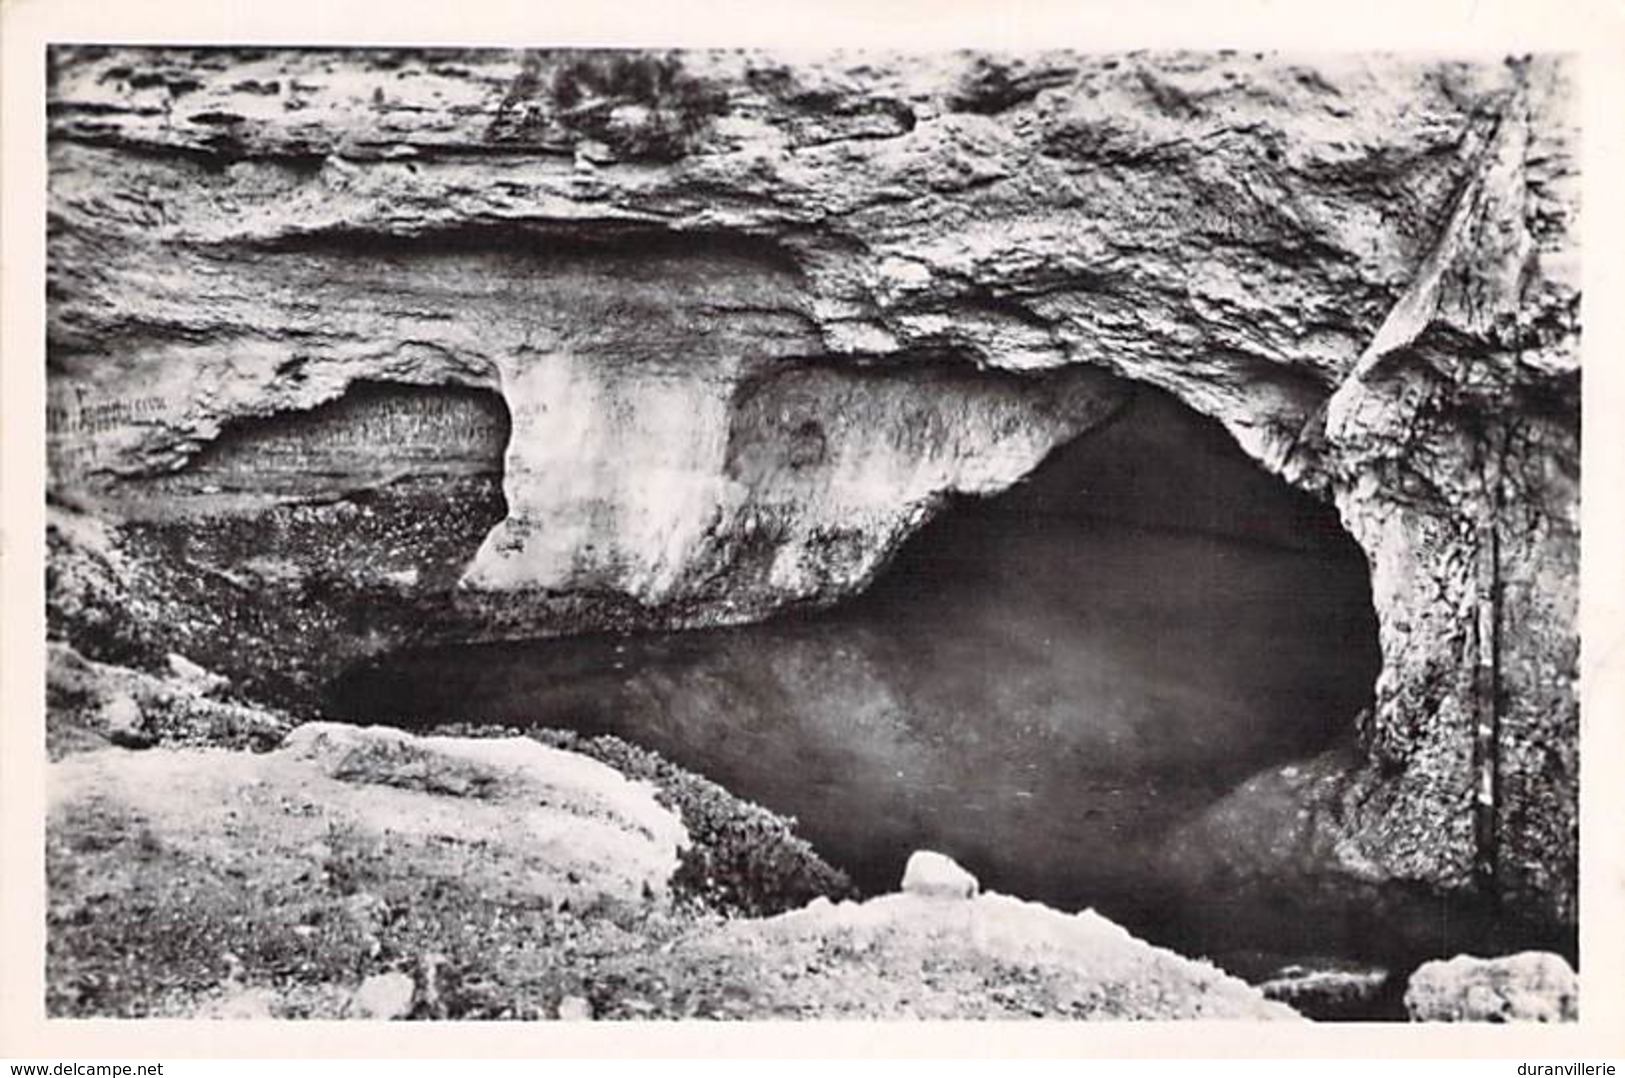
3;0;1620;1058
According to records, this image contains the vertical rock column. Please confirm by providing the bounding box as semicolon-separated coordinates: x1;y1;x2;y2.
1317;56;1579;925
463;350;742;604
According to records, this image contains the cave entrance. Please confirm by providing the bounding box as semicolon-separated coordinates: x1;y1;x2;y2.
327;382;1381;967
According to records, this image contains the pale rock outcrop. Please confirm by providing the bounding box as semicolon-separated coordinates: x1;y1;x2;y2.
165;652;231;697
47;640;292;756
49;722;691;908
281;722;691;896
591;888;1304;1019
1403;951;1579;1022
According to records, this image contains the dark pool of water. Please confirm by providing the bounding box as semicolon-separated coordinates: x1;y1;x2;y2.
330;497;1382;964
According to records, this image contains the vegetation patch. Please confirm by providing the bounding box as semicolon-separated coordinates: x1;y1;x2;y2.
487;51;729;161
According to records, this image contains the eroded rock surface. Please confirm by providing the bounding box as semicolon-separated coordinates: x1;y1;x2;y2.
45;48;1579;948
1403;951;1579;1023
589;890;1303;1020
46;722;693;1017
47;639;293;757
52;723;690;912
46;719;1279;1020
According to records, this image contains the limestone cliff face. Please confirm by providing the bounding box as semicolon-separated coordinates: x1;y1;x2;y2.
45;49;1579;933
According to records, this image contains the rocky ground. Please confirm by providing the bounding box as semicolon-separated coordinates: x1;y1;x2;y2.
45;686;1297;1021
42;502;1580;1022
44;503;1305;1021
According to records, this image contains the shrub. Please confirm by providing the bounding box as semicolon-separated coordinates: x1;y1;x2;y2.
526;727;856;916
489;50;729;162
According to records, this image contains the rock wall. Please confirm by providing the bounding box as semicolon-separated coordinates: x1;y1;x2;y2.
45;48;1580;936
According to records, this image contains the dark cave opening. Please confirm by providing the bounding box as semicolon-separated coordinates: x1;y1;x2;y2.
865;382;1383;772
326;380;1384;983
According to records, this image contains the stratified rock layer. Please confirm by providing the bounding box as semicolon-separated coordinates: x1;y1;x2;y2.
45;49;1579;939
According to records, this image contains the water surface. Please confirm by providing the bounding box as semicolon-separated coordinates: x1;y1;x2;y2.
332;502;1380;953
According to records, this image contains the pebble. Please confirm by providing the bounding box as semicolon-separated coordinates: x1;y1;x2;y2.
556;994;593;1021
206;987;278;1020
351;971;415;1020
99;694;154;749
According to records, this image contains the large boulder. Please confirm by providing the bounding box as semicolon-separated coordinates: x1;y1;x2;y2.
1404;951;1579;1022
50;722;690;920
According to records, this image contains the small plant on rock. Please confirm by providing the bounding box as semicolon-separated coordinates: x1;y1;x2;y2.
488;50;729;162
